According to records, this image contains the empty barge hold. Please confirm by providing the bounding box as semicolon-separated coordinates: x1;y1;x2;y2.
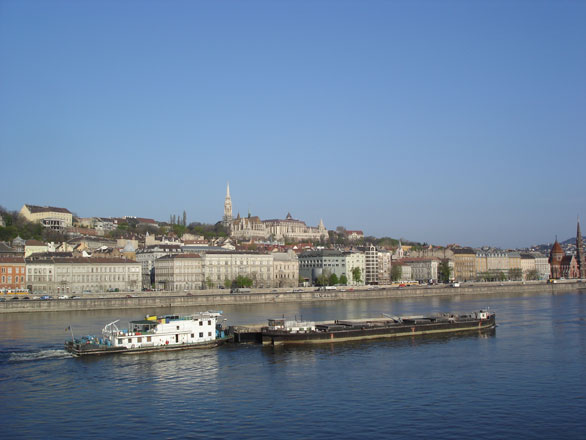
65;311;230;357
261;310;495;345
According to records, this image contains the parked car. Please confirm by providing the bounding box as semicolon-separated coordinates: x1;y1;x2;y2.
40;295;51;300
58;295;69;299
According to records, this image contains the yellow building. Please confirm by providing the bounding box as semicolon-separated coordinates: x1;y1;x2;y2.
20;204;73;229
452;248;477;281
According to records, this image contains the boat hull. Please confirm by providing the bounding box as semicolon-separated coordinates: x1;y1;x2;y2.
262;315;496;345
65;338;228;357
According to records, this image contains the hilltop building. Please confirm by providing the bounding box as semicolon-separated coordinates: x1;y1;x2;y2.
19;204;73;230
223;184;327;242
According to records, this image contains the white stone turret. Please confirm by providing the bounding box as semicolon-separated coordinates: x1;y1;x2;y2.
223;182;233;225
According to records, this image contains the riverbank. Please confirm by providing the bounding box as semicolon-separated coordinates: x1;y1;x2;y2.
1;280;584;314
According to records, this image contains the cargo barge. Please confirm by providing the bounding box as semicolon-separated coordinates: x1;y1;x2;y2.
261;310;495;345
65;311;229;357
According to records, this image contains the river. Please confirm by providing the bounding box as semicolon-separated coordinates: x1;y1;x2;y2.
1;290;584;439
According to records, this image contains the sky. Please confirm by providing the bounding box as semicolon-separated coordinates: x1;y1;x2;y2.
1;0;585;249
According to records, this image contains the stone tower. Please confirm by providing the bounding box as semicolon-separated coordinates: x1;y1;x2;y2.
223;182;233;225
577;217;585;278
549;238;564;279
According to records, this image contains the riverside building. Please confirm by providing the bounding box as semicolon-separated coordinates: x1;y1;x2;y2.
154;251;276;290
26;257;141;294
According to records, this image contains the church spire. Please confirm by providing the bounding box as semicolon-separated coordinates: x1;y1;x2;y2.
223;182;233;225
577;216;585;278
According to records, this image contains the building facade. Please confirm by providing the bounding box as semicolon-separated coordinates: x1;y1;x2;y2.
272;251;299;288
136;244;182;289
154;254;204;291
451;248;476;281
19;204;73;229
343;252;366;286
0;257;26;292
401;258;439;283
26;257;141;294
298;250;346;285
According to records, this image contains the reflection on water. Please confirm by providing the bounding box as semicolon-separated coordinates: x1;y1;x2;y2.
1;291;585;439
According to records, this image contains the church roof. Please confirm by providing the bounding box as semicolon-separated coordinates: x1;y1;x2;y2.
551;240;564;255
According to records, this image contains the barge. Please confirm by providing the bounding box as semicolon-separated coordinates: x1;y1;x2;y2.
65;311;229;356
261;310;495;345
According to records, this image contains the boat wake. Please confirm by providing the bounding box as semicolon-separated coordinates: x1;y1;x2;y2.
8;349;74;362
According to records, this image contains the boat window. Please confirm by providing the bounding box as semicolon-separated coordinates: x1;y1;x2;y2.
137;337;142;343
176;326;180;330
199;321;203;326
208;320;211;325
147;336;151;342
208;332;212;337
191;334;194;338
118;339;122;344
199;332;203;337
128;338;132;343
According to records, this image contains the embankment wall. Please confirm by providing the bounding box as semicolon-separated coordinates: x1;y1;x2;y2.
1;281;584;314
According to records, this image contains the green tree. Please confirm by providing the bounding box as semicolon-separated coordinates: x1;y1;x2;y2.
339;274;348;285
508;268;523;281
525;269;539;281
315;272;329;287
232;275;253;288
329;273;339;286
206;277;214;289
351;267;362;283
391;265;402;282
224;278;232;289
438;260;453;283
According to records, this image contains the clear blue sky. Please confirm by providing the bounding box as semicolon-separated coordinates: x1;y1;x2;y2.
1;0;585;248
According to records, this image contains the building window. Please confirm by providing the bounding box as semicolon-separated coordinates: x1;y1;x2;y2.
199;332;203;337
191;334;194;338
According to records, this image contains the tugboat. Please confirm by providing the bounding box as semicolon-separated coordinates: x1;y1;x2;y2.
65;311;229;357
261;310;495;345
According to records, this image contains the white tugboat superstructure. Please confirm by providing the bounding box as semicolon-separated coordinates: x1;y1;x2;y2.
65;311;228;356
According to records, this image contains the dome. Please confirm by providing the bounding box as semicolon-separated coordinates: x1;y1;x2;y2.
122;242;135;253
12;236;25;247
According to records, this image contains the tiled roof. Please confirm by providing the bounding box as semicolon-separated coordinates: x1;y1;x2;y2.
0;257;26;264
25;240;46;246
25;204;72;214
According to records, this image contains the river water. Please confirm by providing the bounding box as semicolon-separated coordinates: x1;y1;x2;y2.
1;291;585;439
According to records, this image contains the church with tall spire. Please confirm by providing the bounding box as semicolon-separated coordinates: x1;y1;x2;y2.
221;183;327;242
222;182;233;226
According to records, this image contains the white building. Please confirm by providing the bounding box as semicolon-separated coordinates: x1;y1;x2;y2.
401;258;439;283
365;245;378;284
26;257;141;294
154;254;204;291
343;252;366;286
272;250;299;288
136;244;183;288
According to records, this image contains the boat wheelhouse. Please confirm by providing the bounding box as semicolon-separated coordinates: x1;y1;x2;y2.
65;311;227;356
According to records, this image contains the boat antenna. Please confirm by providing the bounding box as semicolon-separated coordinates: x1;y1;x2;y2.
67;324;75;344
